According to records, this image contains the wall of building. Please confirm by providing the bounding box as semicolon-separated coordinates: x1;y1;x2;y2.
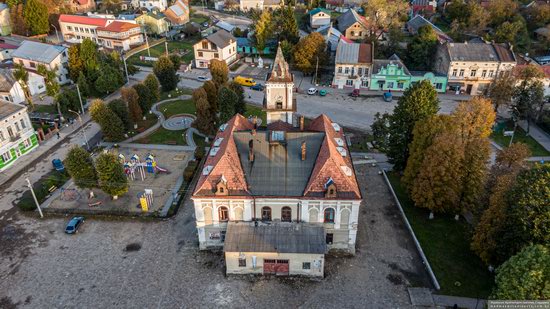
311;13;331;29
0;111;38;171
0;8;11;36
13;52;69;86
225;252;324;277
194;41;237;69
240;0;264;11
344;23;367;41
333;63;371;89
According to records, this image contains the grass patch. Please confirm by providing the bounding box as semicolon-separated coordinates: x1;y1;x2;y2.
491;124;550;157
17;170;71;211
158;99;196;118
244;104;266;126
127;40;198;67
126;113;159;138
193;132;208;147
386;172;494;298
190;13;209;25
160;88;193;101
137;128;187;145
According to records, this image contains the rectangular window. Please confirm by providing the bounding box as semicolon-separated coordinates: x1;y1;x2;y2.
364;68;369;76
344;67;349;74
198;52;203;57
346;80;353;86
326;233;333;244
452;69;457;77
238;258;246;267
350;67;355;76
302;262;311;270
435;83;443;90
14;122;20;132
202;41;208;49
67;26;72;31
214;53;219;58
470;70;477;77
358;68;362;76
0;130;4;141
23;138;31;148
361;80;368;88
29;62;36;68
1;151;10;162
489;70;494;77
20;119;26;129
387;81;394;88
481;70;487;78
459;69;464;77
397;82;404;89
337;67;342;74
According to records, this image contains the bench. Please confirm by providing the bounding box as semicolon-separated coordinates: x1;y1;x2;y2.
88;201;102;207
166;140;177;145
48;186;57;193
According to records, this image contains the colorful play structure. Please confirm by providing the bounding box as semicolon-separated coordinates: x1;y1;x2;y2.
119;153;170;181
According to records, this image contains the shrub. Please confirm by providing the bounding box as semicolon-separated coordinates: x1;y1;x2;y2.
183;160;198;183
194;146;206;161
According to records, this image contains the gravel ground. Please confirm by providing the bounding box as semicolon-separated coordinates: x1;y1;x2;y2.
0;164;430;308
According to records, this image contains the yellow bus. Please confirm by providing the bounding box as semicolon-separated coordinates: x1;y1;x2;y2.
233;76;257;87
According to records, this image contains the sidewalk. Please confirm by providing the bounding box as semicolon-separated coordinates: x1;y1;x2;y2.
518;120;550;151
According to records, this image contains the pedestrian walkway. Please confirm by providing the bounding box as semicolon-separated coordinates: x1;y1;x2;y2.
518;120;550;151
100;142;195;151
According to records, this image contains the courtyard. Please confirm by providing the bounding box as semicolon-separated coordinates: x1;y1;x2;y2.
0;163;430;308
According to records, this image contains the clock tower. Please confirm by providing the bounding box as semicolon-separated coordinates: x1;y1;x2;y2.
264;43;295;125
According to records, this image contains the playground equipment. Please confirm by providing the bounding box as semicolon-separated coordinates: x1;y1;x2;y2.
139;189;153;212
120;153;170;181
145;154;170;175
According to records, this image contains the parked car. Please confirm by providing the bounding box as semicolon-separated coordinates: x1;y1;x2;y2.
307;88;318;95
349;89;360;97
197;76;211;82
383;91;393;102
250;84;264;91
319;89;327;96
202;22;209;27
65;216;84;234
52;158;65;171
234;75;257;87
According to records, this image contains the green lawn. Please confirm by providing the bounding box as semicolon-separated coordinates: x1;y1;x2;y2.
158;99;196;118
244;104;266;126
160;88;193;101
491;126;550;157
126;113;159;138
127;40;198;67
193;132;208;147
137;128;187;145
386;173;494;298
190;13;209;24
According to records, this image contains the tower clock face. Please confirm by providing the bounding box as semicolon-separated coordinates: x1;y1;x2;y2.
276;95;283;102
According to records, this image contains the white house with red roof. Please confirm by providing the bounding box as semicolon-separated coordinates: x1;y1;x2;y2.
59;14;144;51
191;46;362;277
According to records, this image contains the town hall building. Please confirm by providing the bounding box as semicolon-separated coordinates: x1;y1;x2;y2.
191;45;362;277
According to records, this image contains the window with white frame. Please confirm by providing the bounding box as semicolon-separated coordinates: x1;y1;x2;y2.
452;69;457;77
361;80;368;87
337;67;342;74
346;80;353;86
344;67;349;74
481;70;487;78
459;69;464;77
470;70;477;77
358;67;362;76
0;130;4;141
1;151;11;162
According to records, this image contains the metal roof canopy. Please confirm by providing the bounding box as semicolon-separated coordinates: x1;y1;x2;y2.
233;131;324;196
224;221;327;254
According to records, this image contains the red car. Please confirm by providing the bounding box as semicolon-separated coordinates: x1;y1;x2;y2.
349;89;360;97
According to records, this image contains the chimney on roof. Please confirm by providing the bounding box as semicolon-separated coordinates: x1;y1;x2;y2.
301;141;306;161
252;116;257;135
248;139;254;162
299;116;305;131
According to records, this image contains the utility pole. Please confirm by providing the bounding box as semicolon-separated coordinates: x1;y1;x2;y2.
76;83;85;115
69;109;90;150
51;24;60;43
26;177;43;218
122;55;130;85
313;56;319;86
144;28;151;57
165;40;168;56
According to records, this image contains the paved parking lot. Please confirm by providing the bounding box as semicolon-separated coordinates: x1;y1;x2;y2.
0;163;430;308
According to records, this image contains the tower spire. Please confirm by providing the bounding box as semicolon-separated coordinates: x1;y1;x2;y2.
268;42;292;82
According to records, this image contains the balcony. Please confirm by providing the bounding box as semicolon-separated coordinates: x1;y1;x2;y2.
9;134;21;142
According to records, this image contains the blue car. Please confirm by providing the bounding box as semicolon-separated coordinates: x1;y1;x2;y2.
52;159;65;171
65;216;84;234
250;84;264;91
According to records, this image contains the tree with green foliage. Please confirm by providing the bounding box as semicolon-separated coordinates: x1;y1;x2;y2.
209;59;229;86
487;72;516;112
362;0;409;40
370;112;391;151
386;80;439;171
279;40;294;63
65;146;97;190
407;25;438;71
446;0;489;38
153;56;178;92
492;245;550;300
80;39;99;73
57;90;80;114
95;152;128;198
10;3;27;35
253;10;273;52
37;64;63;121
293;32;328;75
121;87;142;128
133;83;154;113
203;80;218;114
13;63;33;110
493;17;530;51
513;65;545;132
168;54;182;69
23;0;49;35
228;81;246;115
95;65;123;94
487;0;518;26
89;99;125;142
68;45;84;81
274;5;299;44
218;86;238;123
108;99;131;131
192;87;217;135
143;74;161;104
77;72;90;98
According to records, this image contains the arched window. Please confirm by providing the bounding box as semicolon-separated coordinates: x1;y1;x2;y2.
218;206;229;221
340;209;350;227
309;208;318;223
281;207;291;222
234;207;244;221
204;207;213;224
324;208;335;223
261;207;271;221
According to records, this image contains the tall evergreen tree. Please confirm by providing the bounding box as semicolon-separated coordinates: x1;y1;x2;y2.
407;25;438;70
89;99;125;142
143;74;161;103
95;152;128;198
23;0;49;35
153;56;178;92
228;81;246;115
108;99;131;131
192;87;217;135
65;146;97;190
121;87;142;127
253;11;273;52
386;80;439;171
209;59;229;87
275;6;299;44
218;86;238;123
203;80;218;113
133;83;154;113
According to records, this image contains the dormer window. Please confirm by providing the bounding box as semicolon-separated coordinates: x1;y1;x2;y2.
215;175;229;196
324;177;337;198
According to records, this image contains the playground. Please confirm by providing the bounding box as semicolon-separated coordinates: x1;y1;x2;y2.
46;146;192;216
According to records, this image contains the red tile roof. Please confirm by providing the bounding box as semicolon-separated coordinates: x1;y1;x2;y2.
0;43;18;50
97;21;140;32
59;14;108;27
76;0;89;5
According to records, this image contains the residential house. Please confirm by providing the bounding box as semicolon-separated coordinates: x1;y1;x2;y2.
65;0;96;12
263;0;282;10
309;8;331;29
193;30;237;68
59;14;144;51
410;71;447;93
0;100;39;172
136;11;170;35
139;0;168;11
192;46;362;277
236;37;272;54
0;42;18;61
215;21;236;34
316;24;343;52
239;0;281;11
12;41;69;95
325;0;344;10
164;0;190;26
411;0;437;15
0;69;25;104
514;55;550;96
336;9;369;41
0;3;11;36
406;15;452;43
433;41;517;95
332;40;373;89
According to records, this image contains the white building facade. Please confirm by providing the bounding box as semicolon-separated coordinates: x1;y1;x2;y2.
193;30;237;69
0;100;38;171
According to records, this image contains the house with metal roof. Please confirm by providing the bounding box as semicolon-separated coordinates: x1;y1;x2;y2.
193;30;237;68
0;69;25;104
434;41;516;94
309;8;331;29
192;46;362;277
163;0;189;25
136;11;170;35
0;99;39;172
332;40;373;89
315;24;343;52
336;8;369;41
406;15;451;43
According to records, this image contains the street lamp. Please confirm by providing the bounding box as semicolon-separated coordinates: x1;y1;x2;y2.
51;24;60;43
68;109;90;150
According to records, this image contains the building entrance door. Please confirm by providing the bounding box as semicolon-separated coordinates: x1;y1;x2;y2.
263;259;289;275
466;84;473;94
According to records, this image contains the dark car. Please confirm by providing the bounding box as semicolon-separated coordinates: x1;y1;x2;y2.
251;84;264;91
349;89;360;97
65;216;84;234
